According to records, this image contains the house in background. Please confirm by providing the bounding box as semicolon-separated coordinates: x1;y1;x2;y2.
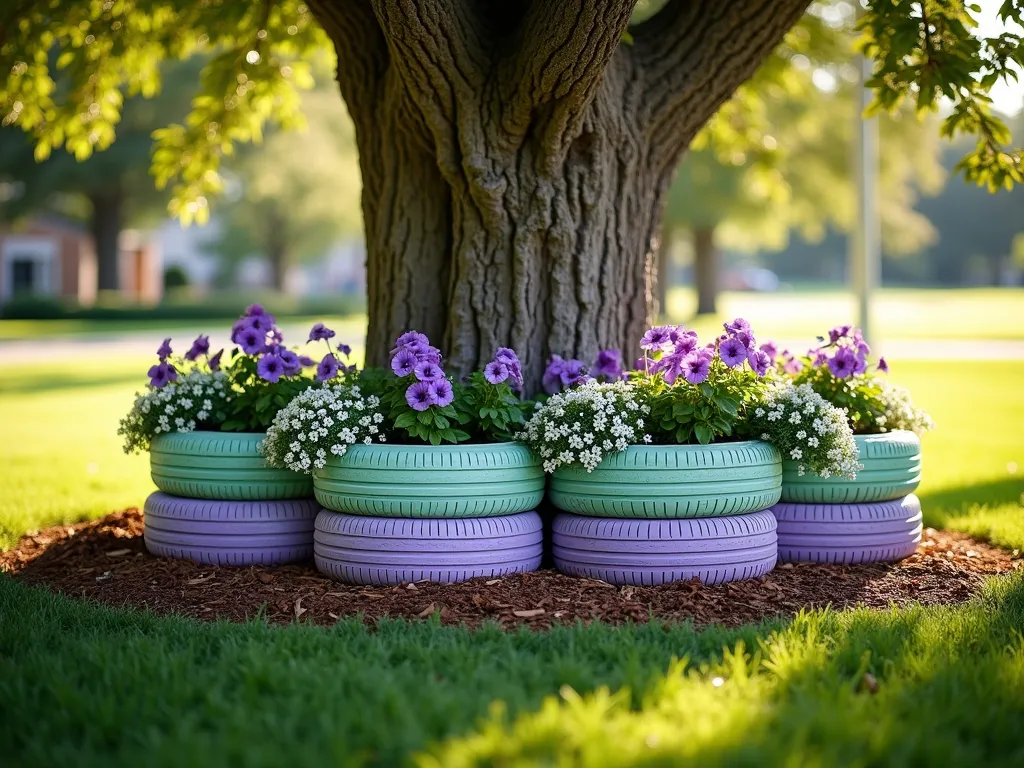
0;217;162;305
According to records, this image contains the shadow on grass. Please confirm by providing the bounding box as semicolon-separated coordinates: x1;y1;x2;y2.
421;571;1024;767
918;477;1024;522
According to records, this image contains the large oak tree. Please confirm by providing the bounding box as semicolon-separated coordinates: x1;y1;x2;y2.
2;1;1021;387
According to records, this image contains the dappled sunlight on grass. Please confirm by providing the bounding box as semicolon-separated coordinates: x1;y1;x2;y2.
419;573;1024;766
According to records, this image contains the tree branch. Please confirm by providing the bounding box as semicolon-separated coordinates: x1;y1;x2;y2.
500;0;637;160
634;0;813;173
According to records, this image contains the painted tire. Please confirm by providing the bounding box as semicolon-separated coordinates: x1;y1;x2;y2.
552;510;778;586
549;442;782;518
312;442;544;518
150;431;312;500
772;494;923;564
314;510;543;585
143;492;319;565
781;431;921;503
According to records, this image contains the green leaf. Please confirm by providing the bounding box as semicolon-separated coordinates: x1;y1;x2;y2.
394;412;416;429
695;423;714;444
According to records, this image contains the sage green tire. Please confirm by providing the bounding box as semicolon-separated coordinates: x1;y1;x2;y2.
781;431;921;503
150;431;313;501
313;442;544;518
549;441;782;518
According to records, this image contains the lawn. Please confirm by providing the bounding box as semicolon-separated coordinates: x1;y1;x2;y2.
1;355;1022;766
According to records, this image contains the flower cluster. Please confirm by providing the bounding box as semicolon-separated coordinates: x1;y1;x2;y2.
147;335;223;389
260;385;384;473
306;321;354;382
784;325;932;435
118;370;231;453
519;381;652;473
230;304;316;384
636;319;776;445
747;383;860;479
483;348;524;388
390;331;454;411
540;349;624;394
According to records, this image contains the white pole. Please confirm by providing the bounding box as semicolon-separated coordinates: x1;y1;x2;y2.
851;40;879;339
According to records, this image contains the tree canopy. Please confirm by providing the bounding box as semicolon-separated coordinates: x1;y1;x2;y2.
2;1;1021;227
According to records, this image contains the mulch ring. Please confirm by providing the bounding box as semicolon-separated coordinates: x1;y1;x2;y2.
3;509;1021;630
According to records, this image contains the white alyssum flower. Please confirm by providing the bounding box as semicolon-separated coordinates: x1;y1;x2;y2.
119;370;231;453
750;382;860;480
519;381;651;473
260;384;382;475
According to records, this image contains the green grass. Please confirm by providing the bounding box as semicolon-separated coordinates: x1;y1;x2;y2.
667;286;1024;341
1;354;1022;766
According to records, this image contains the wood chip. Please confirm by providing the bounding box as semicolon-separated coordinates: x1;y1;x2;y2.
512;609;545;618
105;549;132;557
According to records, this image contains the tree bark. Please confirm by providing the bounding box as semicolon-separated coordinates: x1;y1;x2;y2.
693;225;718;316
88;186;123;293
308;0;811;390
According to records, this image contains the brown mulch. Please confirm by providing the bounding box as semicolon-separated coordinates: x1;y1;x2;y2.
3;509;1021;630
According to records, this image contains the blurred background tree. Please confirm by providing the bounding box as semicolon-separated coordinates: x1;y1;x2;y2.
0;60;202;291
203;83;362;292
658;10;946;316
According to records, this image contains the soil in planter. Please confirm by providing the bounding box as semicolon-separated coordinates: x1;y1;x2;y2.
2;508;1020;631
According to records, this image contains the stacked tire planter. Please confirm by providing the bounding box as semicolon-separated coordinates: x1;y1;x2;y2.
311;443;545;585
771;431;923;564
144;431;319;565
550;441;783;586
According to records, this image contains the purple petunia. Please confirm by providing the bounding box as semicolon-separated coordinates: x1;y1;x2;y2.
658;353;686;385
640;326;673;351
278;349;301;376
208;350;224;372
429;377;454;408
184;335;209;362
156;338;172;362
783;356;803;375
811;350;828;368
759;341;778;361
673;332;698;356
682;350;712;385
724;318;752;335
828;324;852;344
560;359;589;388
406;381;437;411
247;314;274;334
493;347;523;384
245;303;266;317
316;354;339;382
719;337;748;368
148;361;177;388
484;360;510;384
391;348;418;377
298;355;315;367
414;360;445;382
257;353;285;383
593;349;624;380
827;347;858;379
749;349;772;377
308;322;335;342
877;356;889;373
238;327;265;356
542;355;566;394
337;343;352;357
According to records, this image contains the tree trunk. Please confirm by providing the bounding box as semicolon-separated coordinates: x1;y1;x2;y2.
693;226;718;316
266;212;289;293
88;187;123;293
310;0;811;390
655;227;672;320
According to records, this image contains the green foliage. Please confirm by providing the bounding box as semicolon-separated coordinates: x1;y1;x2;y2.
859;0;1023;190
1;0;325;224
456;372;529;442
638;365;764;446
162;265;189;290
220;348;313;432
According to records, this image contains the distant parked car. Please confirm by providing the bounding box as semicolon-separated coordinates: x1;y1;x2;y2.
723;267;780;292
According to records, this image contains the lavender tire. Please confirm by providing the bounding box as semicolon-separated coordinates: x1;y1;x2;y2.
552;510;778;586
144;492;319;565
771;494;923;564
314;510;543;585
